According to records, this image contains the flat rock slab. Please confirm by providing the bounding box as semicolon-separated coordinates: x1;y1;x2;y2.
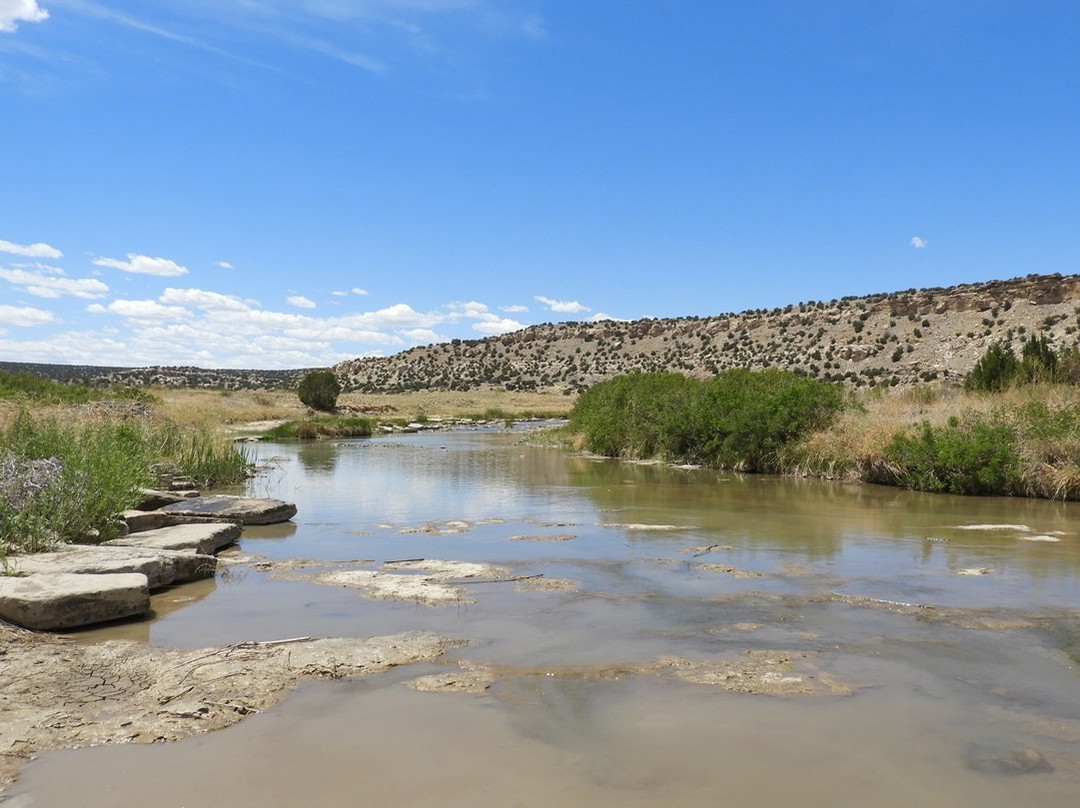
121;509;169;533
9;545;216;590
0;572;149;630
136;488;201;510
104;522;241;555
159;495;298;525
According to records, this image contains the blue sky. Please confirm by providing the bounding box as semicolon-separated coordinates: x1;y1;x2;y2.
1;1;1078;368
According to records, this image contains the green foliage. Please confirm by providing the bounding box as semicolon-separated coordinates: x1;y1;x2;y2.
1019;334;1058;383
297;370;341;412
966;336;1072;392
882;418;1019;495
262;416;373;441
1;410;251;556
569;370;845;471
964;342;1020;392
0;369;158;405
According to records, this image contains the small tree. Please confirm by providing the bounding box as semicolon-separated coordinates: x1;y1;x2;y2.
1019;334;1058;383
964;342;1018;392
297;370;340;412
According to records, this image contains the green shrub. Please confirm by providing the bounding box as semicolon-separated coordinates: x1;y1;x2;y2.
965;342;1019;392
1019;334;1059;383
297;370;341;412
262;416;373;441
882;418;1019;495
569;370;844;471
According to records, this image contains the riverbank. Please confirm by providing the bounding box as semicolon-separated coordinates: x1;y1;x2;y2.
565;372;1080;501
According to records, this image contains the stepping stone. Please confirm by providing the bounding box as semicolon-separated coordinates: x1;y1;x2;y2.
10;545;216;589
159;495;297;525
121;509;170;533
104;522;241;555
136;488;201;510
0;572;149;631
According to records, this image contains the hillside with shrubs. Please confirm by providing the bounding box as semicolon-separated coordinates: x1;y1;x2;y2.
336;273;1080;394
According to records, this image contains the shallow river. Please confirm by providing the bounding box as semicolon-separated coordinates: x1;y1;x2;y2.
11;427;1080;806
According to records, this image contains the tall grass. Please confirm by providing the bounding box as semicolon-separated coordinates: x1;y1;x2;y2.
784;384;1080;499
1;408;251;556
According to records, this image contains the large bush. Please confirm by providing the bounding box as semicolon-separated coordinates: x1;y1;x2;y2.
297;370;341;412
882;417;1019;495
569;370;845;471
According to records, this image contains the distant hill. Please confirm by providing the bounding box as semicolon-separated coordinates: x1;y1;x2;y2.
335;273;1080;393
0;362;309;391
7;274;1080;394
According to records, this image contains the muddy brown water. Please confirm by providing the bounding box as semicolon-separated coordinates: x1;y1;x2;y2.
9;428;1080;806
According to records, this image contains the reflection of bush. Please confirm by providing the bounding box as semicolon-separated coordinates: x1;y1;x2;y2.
569;370;845;472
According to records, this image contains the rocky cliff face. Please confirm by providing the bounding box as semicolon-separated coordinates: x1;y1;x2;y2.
334;274;1080;393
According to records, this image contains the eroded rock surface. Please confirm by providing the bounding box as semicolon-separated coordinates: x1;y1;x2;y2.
0;625;453;789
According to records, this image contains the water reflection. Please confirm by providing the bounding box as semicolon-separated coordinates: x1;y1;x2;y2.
20;429;1080;807
297;441;341;474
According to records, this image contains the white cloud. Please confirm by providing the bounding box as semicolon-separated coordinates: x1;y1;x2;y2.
0;267;109;299
400;328;441;343
534;295;590;314
286;295;317;309
910;236;928;249
472;317;523;336
351;287;368;296
499;304;528;313
332;290;348;297
0;0;48;34
0;303;55;327
94;299;191;320
93;253;190;277
589;312;628;323
0;237;62;259
217;260;234;269
159;287;252;312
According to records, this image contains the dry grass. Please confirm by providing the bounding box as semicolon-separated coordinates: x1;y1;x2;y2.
787;382;1080;496
153;387;575;431
155;388;306;426
339;389;574;420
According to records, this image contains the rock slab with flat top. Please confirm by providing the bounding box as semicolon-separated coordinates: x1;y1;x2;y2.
104;522;241;555
0;572;149;630
159;495;298;525
10;545;216;589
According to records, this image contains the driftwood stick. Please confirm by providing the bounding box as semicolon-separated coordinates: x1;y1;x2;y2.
444;574;544;586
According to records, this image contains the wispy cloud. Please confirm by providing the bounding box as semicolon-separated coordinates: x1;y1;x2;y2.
910;236;928;249
217;260;234;269
92;253;190;277
0;266;108;299
0;0;49;34
286;294;316;309
499;303;527;313
88;299;190;320
534;294;590;314
0;237;62;259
